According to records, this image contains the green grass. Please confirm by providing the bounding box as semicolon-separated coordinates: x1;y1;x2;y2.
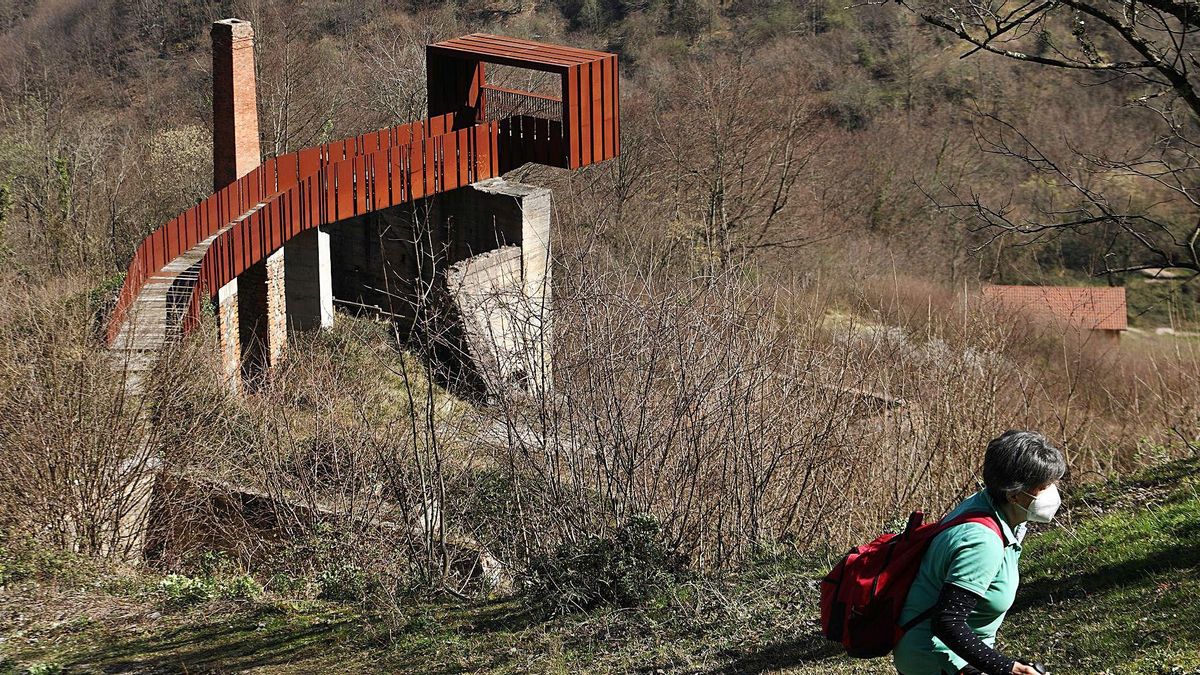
1000;458;1200;674
2;458;1198;674
1124;277;1199;330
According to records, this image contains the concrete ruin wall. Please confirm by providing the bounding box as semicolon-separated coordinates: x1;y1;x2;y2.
446;246;526;390
444;180;552;393
319;178;552;396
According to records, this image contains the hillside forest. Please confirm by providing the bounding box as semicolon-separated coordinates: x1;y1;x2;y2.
1;0;1199;672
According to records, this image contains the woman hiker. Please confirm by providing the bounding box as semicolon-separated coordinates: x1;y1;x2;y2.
893;430;1065;675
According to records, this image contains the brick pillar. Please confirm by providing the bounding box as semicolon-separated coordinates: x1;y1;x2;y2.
212;18;260;191
212;18;261;391
217;279;241;392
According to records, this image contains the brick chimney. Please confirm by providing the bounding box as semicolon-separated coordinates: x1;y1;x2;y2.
212;18;261;191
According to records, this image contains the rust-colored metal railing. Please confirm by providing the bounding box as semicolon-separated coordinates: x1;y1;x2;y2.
184;120;499;335
107;113;467;344
479;85;567;169
481;85;562;122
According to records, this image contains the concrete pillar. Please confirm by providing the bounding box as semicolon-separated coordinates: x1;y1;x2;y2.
284;227;334;331
321;181;552;396
317;229;334;328
217;279;241;392
212;19;260;191
265;248;287;366
325;202;438;336
517;185;552;393
441;178;553;394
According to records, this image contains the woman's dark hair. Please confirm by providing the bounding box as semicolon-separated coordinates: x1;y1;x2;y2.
982;430;1066;504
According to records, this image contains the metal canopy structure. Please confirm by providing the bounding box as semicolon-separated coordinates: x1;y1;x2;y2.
427;33;620;170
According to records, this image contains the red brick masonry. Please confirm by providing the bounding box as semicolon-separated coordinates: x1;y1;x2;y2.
212;19;260;191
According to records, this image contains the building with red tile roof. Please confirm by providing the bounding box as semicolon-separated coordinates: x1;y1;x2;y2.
982;285;1128;340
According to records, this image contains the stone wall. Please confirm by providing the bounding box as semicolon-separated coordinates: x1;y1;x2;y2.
326;199;441;336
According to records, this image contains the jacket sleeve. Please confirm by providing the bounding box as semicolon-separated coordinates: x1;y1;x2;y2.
931;583;1016;675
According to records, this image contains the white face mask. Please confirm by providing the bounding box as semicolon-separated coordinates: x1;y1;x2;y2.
1017;484;1061;523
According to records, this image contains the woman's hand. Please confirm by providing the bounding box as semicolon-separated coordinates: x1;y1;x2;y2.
1011;662;1045;675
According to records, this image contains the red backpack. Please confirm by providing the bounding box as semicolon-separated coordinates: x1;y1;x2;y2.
819;510;1003;658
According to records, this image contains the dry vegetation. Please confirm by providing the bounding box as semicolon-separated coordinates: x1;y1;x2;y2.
1;1;1200;670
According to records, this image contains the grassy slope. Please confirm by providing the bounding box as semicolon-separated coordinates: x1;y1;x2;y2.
2;458;1197;674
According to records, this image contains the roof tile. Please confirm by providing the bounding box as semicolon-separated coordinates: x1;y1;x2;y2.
982;285;1128;331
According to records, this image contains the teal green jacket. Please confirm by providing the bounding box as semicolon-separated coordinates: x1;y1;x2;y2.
893;490;1025;675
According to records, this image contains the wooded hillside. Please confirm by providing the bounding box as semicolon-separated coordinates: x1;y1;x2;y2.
1;3;1198;673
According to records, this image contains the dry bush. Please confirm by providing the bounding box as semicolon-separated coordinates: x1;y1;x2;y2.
137;314;504;605
838;273;1200;471
459;257;1003;567
457;256;1200;570
1;250;1194;601
0;275;209;560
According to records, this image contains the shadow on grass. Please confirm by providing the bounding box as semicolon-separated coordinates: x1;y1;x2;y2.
58;598;542;674
63;606;358;673
668;632;844;675
372;599;531;674
1071;458;1199;510
460;597;544;635
1012;541;1200;616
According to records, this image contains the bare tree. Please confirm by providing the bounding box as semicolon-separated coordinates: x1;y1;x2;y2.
649;52;822;273
254;13;349;155
891;0;1200;278
346;8;463;129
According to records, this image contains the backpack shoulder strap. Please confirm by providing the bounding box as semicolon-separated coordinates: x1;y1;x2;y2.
898;511;1006;632
941;511;1004;540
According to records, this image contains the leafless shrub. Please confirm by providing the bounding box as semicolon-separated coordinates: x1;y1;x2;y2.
0;275;207;560
454;256;1200;569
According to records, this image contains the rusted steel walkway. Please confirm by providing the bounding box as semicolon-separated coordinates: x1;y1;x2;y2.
107;34;619;375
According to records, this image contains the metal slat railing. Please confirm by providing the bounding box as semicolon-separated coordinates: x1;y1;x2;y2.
107;113;463;344
481;85;562;123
